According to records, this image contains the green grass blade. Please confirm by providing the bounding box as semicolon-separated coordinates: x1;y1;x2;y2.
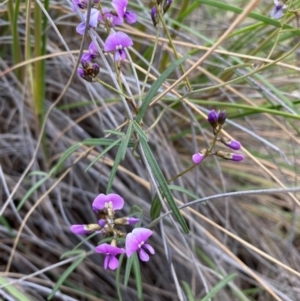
132;253;143;300
198;273;237;301
132;121;148;142
135;54;190;123
116;254;124;301
150;194;162;220
124;254;134;287
106;123;133;193
182;281;196;301
139;138;189;233
47;255;86;300
60;249;86;260
0;276;31;301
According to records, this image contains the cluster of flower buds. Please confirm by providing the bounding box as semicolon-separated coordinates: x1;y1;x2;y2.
151;0;172;27
270;0;287;19
72;0;137;81
71;193;155;270
192;109;244;165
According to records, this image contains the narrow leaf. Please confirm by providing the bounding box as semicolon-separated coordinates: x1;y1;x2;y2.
139;138;189;233
132;121;148;142
132;253;143;300
150;194;162;220
136;54;190;123
124;255;134;287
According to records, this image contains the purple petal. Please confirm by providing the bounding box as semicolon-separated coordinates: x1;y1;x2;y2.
103;255;109;269
77;68;85;78
124;11;137;24
127;217;140;225
98;8;124;26
108;255;119;270
83;8;99;28
231;153;244;162
143;243;155;255
138;248;149;261
81;53;93;64
95;243;125;254
70;224;89;235
227;140;241;150
76;22;86;35
125;232;140;257
131;228;153;242
270;5;283;19
98;219;106;227
207;109;219;125
92;193;124;211
88;41;98;56
192;153;205;165
114;50;127;61
104;32;133;52
112;0;128;18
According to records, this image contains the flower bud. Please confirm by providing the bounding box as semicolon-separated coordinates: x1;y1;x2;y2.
151;7;159;27
215;151;244;162
192;149;207;165
217;110;226;125
207;110;219;129
98;219;106;227
114;217;140;225
70;223;101;235
163;0;172;14
220;137;241;150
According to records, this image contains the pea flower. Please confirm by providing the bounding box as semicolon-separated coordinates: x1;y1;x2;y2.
92;193;124;213
76;8;99;35
98;7;124;27
104;31;133;61
112;0;137;24
95;241;125;270
126;228;155;262
81;41;99;63
270;0;287;19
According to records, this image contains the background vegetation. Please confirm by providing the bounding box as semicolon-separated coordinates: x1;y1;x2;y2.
1;0;300;300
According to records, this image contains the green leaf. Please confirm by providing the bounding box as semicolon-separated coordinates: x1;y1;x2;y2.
132;120;148;142
85;138;122;172
150;194;162;220
60;249;86;260
116;254;124;301
124;255;134;287
135;54;190;123
17;176;48;211
82;138;134;147
168;185;199;199
47;255;86;300
182;281;196;301
0;276;31;301
104;129;125;136
198;273;237;301
139;138;189;233
132;253;143;300
106;123;133;193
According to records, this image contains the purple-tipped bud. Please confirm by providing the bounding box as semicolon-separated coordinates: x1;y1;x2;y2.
114;217;140;225
78;68;85;79
207;110;219;128
220;137;241;150
215;151;244;162
92;63;100;76
217;110;226;125
192;149;207;165
163;0;172;14
151;7;158;27
70;224;101;235
98;219;106;227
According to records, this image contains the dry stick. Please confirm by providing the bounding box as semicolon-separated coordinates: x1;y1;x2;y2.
149;0;261;104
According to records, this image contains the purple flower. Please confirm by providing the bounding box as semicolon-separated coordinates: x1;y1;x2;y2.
72;0;88;10
112;0;137;24
95;243;125;270
104;31;133;61
70;224;102;235
98;7;124;26
270;0;287;19
220;137;241;150
92;193;124;212
76;8;99;35
81;41;99;63
126;228;155;261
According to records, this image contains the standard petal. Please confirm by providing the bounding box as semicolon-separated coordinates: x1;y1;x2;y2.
138;249;149;262
132;228;153;242
112;0;128;18
108;255;119;270
125;232;140;257
115;31;133;48
104;33;119;52
95;243;110;254
143;244;155;255
76;22;86;35
124;11;137;24
92;193;108;211
81;53;93;63
85;8;99;27
89;41;98;56
107;193;124;210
